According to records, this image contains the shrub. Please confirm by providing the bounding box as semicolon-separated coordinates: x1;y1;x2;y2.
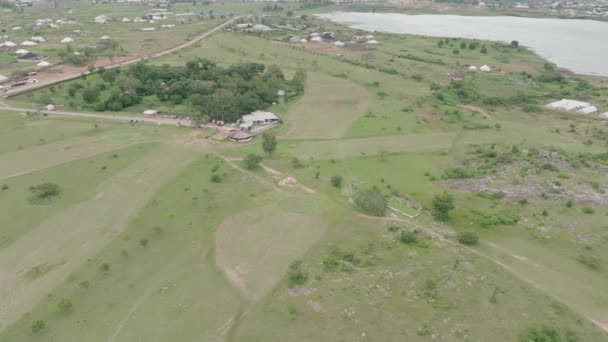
582;206;594;214
542;163;559;172
31;320;45;333
57;298;73;313
243;154;263;170
577;254;601;270
139;238;149;247
519;325;577;342
480;212;519;228
1;184;8;190
399;231;418;245
387;224;400;232
330;175;343;188
287;260;308;287
441;167;475;179
354;187;387;216
28;183;60;204
458;231;479;245
99;263;110;272
210;174;222;183
291;157;303;168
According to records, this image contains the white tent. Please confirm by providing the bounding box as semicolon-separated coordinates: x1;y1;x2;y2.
49;23;59;29
12;26;22;31
365;34;375;40
61;37;74;44
0;74;8;83
468;65;478;71
31;36;46;43
100;35;110;40
15;49;29;55
37;60;51;67
250;24;272;32
366;39;378;44
143;109;158;116
21;41;37;46
545;99;591;111
333;41;345;48
310;36;322;43
480;65;491;72
599;112;608;120
2;41;17;48
121;17;132;22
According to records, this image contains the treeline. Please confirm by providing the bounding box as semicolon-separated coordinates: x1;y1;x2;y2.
72;59;306;122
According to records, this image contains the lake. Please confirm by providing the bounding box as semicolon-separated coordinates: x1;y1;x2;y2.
317;12;608;76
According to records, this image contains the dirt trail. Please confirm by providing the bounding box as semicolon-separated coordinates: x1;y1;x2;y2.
0;145;196;331
458;104;492;118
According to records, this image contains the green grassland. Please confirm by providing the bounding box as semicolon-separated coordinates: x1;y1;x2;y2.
1;7;607;342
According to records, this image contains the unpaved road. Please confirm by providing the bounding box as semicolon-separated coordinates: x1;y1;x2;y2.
2;17;240;97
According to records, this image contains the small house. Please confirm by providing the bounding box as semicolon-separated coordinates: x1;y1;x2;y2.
15;49;30;55
1;41;17;48
143;109;158;117
45;104;55;111
480;65;491;72
468;65;478;71
21;40;37;46
241;111;278;127
31;36;46;43
61;37;74;44
333;41;345;48
448;72;465;82
36;60;51;68
140;27;156;32
310;36;322;43
366;39;378;45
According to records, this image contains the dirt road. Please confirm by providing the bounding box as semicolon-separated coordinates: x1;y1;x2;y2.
2;17;240;97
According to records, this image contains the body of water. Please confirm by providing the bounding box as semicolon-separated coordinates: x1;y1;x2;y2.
317;12;608;76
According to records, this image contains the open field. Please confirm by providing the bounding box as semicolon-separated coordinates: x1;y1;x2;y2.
1;6;608;342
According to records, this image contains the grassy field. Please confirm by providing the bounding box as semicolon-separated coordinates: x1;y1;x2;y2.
1;6;608;341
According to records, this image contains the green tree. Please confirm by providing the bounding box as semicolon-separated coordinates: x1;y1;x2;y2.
354;187;387;216
510;40;519;48
243;154;263;170
330;175;343;188
457;231;479;245
431;192;455;221
262;132;278;156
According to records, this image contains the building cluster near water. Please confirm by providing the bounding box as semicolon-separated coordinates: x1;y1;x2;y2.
545;99;608;119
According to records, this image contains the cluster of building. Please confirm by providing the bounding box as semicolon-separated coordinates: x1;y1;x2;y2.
545;99;608;119
530;0;608;18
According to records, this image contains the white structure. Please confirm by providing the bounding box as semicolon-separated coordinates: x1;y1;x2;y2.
250;24;272;32
240;111;278;129
235;23;251;29
100;35;110;40
143;109;158;116
31;36;46;43
0;74;8;83
45;104;55;111
310;36;322;43
365;34;375;40
366;39;378;44
577;106;598;115
333;41;345;48
49;23;59;29
140;27;156;31
480;65;491;72
468;65;478;71
61;37;74;44
599;112;608;120
121;17;132;23
15;49;29;55
160;24;175;28
36;60;51;68
94;15;111;24
545;99;591;111
1;41;17;48
21;41;37;46
12;26;22;31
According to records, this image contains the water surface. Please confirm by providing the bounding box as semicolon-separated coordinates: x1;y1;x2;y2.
318;12;608;76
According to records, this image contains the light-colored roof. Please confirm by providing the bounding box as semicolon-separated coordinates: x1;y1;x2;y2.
0;75;8;82
310;36;322;42
333;41;345;47
1;41;17;47
250;24;272;32
577;106;598;114
37;60;51;67
61;37;74;43
366;39;378;44
599;112;608;119
143;109;158;115
15;49;29;55
480;65;491;72
242;111;278;123
545;99;592;111
21;41;37;46
468;65;478;70
31;36;46;42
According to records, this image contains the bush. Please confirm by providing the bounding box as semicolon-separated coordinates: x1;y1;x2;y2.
99;263;110;272
577;254;601;270
399;231;418;245
457;231;479;245
57;298;73;313
330;175;343;188
210;174;222;183
287;260;308;287
519;325;578;342
29;183;61;204
139;238;148;247
480;212;519;228
243;154;263;170
31;320;45;333
441;167;475;179
387;224;400;232
582;206;594;214
354;187;387;216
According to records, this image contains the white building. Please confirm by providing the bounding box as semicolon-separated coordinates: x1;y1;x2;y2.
468;65;478;71
143;109;158;116
480;65;491;72
333;41;345;48
240;111;279;129
61;37;74;44
599;112;608;120
37;60;51;68
15;49;29;55
21;40;37;46
31;36;46;43
545;99;592;111
577;106;598;115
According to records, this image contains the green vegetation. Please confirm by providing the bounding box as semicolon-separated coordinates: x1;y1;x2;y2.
431;192;455;221
354;187;387;216
457;231;480;245
243;153;263;170
28;183;61;204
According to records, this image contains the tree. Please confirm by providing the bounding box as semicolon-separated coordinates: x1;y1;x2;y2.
31;320;45;333
57;298;73;313
457;231;479;245
510;40;519;48
262;132;277;156
354;187;387;216
330;175;343;188
243;154;263;170
431;192;455;221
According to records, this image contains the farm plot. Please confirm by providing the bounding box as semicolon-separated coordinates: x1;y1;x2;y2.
0;144;195;330
284;73;370;140
216;203;327;301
